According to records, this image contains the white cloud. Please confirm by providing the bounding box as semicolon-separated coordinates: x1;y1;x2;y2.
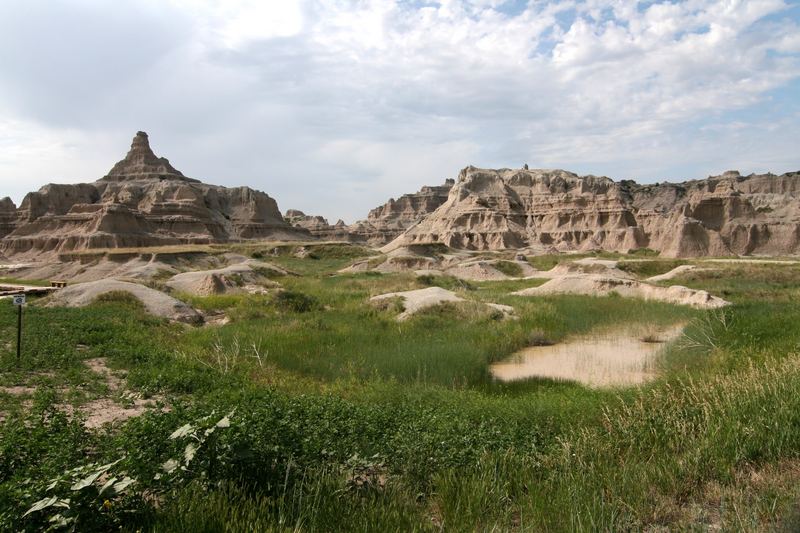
0;0;798;221
169;0;305;48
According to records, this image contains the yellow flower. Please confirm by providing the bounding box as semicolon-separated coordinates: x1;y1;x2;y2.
103;499;112;510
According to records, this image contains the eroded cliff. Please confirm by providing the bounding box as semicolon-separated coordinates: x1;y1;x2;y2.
385;166;800;257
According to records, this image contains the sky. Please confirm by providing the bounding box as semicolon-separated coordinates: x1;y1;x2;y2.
0;0;798;223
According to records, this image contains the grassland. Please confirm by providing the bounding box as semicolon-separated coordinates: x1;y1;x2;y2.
2;249;800;531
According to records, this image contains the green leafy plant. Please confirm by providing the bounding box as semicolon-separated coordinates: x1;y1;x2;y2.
157;410;236;488
20;459;137;531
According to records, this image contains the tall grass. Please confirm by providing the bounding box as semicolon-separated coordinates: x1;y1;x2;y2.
177;280;694;387
4;255;800;530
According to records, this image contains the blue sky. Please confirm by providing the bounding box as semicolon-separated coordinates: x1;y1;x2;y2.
0;0;798;222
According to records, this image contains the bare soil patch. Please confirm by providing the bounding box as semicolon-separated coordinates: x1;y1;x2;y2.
78;357;167;429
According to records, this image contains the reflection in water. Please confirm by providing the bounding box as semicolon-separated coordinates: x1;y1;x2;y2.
490;324;684;388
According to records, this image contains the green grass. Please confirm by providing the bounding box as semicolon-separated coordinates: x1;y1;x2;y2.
0;277;51;287
174;275;694;387
492;260;524;277
617;258;688;278
525;251;623;271
3;253;800;531
674;263;800;302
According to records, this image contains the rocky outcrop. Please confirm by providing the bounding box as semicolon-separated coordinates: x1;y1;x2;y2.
350;180;454;244
284;210;363;242
0;197;17;238
283;179;453;245
0;132;309;257
164;260;284;296
104;131;190;182
385;167;800;257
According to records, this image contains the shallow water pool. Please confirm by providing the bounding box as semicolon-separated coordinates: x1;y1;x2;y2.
490;324;685;388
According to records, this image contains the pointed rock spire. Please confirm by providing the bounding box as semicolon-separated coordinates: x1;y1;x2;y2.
103;131;192;181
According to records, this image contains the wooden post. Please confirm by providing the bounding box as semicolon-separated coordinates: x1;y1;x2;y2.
16;303;22;362
12;294;25;362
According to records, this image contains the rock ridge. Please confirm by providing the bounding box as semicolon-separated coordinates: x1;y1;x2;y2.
385;166;800;257
283;179;454;244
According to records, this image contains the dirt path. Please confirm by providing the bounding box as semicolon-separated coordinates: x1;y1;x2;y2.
0;358;166;429
79;357;167;429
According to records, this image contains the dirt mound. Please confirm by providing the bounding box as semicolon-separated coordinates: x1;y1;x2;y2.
337;260;372;274
370;286;515;320
539;262;636;280
165;261;283;296
645;265;699;282
512;275;729;309
374;255;439;273
444;261;510;281
45;279;202;323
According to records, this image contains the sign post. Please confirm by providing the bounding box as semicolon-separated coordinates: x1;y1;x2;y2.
12;294;25;362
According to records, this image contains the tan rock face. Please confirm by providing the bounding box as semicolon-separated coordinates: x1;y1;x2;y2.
385;166;800;257
284;210;363;242
351;180;454;244
0;197;17;238
0;132;309;257
103;131;190;182
283;179;453;244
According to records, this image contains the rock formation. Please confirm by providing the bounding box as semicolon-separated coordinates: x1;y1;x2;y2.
0;132;309;257
283;210;360;241
0;197;17;238
385;166;800;257
350;180;455;244
5;136;798;259
284;179;454;245
164;260;284;296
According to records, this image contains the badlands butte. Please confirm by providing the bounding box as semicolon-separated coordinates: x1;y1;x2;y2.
1;131;799;259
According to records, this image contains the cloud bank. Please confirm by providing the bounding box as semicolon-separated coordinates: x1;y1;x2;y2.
0;0;798;221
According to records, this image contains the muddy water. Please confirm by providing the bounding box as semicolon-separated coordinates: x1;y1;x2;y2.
490;324;685;388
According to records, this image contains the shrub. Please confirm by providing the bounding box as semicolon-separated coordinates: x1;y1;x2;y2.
492;261;524;278
528;329;554;346
273;290;319;313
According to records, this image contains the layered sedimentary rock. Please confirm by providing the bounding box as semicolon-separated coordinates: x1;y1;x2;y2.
0;197;17;238
386;166;800;257
1;132;309;257
284;210;362;242
285;180;454;245
349;180;455;244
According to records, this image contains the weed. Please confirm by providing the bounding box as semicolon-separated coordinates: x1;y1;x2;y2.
527;329;554;346
492;260;524;278
273;290;319;313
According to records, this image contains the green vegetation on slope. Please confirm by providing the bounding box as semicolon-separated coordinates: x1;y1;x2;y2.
2;253;800;531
